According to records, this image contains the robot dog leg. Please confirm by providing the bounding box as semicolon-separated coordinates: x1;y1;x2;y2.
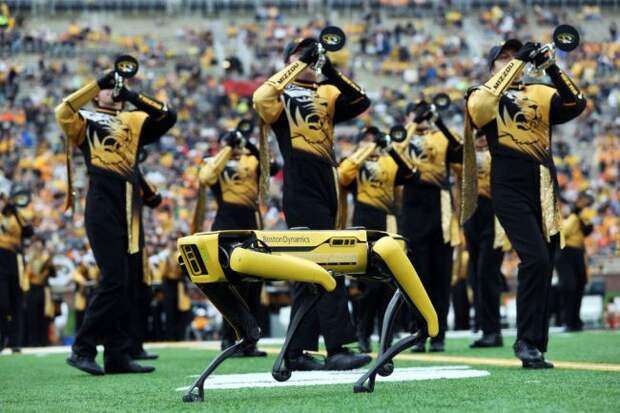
181;241;336;402
227;247;336;382
354;236;438;393
376;289;405;377
182;283;261;402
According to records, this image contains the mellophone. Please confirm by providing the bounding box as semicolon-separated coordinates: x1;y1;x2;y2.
177;228;438;402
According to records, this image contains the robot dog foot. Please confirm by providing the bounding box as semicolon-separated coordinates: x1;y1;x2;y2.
181;340;249;402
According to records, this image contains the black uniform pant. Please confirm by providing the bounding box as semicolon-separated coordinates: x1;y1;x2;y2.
75;310;86;333
73;183;132;362
492;159;559;353
464;196;504;335
125;252;151;355
556;247;587;330
284;184;356;354
24;284;48;347
451;278;471;330
0;248;22;349
212;206;268;343
400;187;453;343
352;202;393;341
162;278;189;341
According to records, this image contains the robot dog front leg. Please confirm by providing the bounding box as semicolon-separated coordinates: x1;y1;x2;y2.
183;283;261;402
354;236;439;393
182;244;337;402
228;247;336;382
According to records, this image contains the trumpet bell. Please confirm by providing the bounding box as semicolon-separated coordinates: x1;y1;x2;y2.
432;93;451;111
553;24;580;52
389;125;407;143
114;55;139;79
11;190;31;208
237;119;255;138
319;26;346;52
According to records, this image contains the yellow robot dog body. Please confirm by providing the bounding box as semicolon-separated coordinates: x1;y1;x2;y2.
179;229;395;281
178;229;438;401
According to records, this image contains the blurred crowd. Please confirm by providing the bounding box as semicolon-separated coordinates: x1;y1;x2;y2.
1;3;618;345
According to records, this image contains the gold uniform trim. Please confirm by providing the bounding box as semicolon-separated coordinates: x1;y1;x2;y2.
540;165;564;246
563;213;585;249
126;183;141;254
493;216;511;251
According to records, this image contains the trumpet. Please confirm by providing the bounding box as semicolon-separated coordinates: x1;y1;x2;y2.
221;119;256;149
10;189;31;209
362;125;407;150
526;24;580;78
431;93;451;113
112;54;139;100
313;26;347;75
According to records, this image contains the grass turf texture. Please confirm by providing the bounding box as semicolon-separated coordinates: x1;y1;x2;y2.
1;331;619;412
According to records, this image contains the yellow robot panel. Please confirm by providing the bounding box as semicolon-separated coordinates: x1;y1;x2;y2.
255;229;369;275
177;232;226;284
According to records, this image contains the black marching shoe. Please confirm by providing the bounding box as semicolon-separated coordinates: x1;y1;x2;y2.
470;333;504;348
287;352;325;371
66;353;105;376
358;336;372;354
240;345;268;358
104;355;155;374
221;338;236;351
410;335;426;353
429;341;445;353
221;339;244;358
325;348;371;371
131;350;159;361
513;340;554;369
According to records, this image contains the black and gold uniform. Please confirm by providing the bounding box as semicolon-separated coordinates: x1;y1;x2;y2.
556;198;595;332
196;137;275;356
198;138;265;231
23;240;56;347
253;39;371;368
0;198;33;351
338;136;419;351
158;244;191;341
396;109;462;351
55;76;176;370
463;40;586;366
463;145;509;347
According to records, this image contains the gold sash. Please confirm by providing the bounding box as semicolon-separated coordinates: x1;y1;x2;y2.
126;183;140;254
539;165;565;247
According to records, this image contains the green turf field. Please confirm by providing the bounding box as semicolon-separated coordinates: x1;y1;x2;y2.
1;331;619;412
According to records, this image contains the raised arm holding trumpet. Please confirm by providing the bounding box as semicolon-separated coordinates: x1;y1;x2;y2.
463;25;586;368
55;54;176;376
253;26;372;372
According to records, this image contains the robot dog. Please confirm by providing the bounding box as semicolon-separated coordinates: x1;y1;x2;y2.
178;229;438;401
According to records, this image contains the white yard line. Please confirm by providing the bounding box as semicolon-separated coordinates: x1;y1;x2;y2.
176;366;490;391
